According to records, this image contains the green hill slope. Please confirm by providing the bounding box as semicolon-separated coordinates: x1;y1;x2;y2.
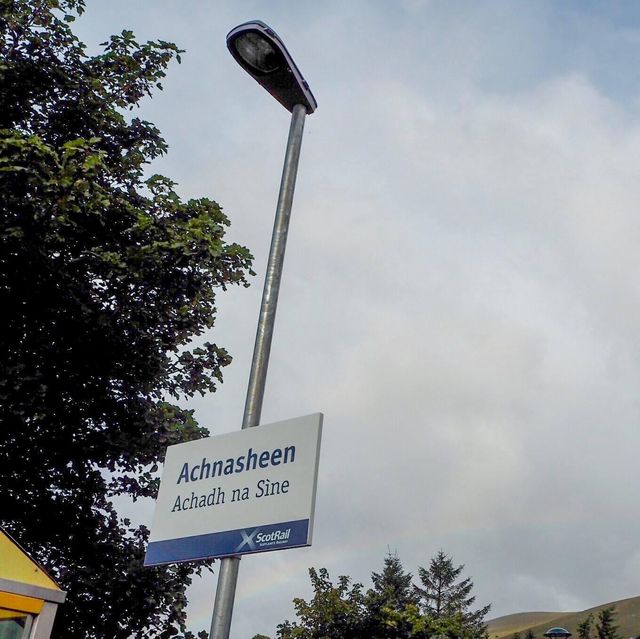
487;595;640;639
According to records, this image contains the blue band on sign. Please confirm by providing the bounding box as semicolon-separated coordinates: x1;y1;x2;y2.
144;519;310;566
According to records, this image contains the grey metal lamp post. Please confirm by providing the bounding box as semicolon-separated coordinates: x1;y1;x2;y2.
209;21;317;639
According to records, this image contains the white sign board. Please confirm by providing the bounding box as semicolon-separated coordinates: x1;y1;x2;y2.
144;413;323;566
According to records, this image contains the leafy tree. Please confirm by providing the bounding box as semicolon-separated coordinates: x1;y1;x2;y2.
415;551;490;638
578;614;594;639
269;552;491;639
596;608;620;639
512;632;521;639
0;0;252;637
524;629;535;639
276;568;368;639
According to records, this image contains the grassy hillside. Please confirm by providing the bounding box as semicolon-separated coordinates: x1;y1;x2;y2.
487;612;574;638
487;595;640;639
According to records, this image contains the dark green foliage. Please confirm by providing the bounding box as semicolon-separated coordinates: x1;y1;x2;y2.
513;632;521;639
415;550;491;638
578;614;594;639
272;551;489;639
525;629;535;639
364;551;421;639
0;0;252;637
369;551;420;610
596;608;620;639
276;567;368;639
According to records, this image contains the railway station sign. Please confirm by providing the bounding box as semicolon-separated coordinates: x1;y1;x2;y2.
144;413;323;566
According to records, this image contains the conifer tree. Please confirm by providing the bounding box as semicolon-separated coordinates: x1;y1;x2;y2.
269;551;492;639
364;551;420;639
415;551;490;637
370;551;419;610
596;607;620;639
578;614;594;639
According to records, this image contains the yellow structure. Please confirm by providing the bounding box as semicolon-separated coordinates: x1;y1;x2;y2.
0;529;66;639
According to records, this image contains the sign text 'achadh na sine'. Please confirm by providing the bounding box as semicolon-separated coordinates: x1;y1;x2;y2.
172;478;290;512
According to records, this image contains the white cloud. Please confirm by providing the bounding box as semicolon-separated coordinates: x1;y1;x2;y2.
73;1;640;635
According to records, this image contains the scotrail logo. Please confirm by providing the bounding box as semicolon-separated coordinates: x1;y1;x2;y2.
256;529;291;544
235;527;291;552
236;529;258;552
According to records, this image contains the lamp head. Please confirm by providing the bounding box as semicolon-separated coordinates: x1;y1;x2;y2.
226;20;317;114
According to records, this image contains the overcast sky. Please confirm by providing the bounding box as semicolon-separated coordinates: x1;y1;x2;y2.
75;1;640;636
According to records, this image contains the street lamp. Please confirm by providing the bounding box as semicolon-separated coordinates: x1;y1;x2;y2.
226;20;317;113
209;21;317;639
